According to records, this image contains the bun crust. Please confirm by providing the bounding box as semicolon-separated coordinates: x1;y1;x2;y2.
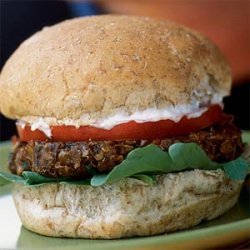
0;15;231;122
13;170;241;239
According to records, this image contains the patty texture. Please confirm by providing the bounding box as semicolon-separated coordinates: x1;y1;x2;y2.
9;115;244;178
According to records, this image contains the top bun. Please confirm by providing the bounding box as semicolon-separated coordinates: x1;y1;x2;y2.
0;15;231;124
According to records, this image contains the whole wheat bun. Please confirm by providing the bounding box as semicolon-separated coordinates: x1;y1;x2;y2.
0;15;231;124
13;169;241;239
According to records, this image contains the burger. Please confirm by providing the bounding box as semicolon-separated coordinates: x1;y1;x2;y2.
0;15;248;239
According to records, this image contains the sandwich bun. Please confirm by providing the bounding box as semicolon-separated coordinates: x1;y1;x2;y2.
13;169;241;239
0;15;231;124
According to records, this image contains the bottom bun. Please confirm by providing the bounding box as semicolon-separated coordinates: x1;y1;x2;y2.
13;169;242;239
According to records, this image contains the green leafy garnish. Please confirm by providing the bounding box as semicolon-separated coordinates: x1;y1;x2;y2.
168;143;219;170
0;171;90;187
91;145;170;186
0;143;249;187
22;172;70;185
223;157;249;181
0;172;27;185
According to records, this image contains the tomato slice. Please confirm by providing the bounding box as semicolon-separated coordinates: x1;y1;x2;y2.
17;105;222;142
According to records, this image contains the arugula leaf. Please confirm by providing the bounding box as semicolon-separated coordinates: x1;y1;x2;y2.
91;145;170;186
223;157;249;180
0;172;27;185
22;171;70;185
91;143;248;186
169;143;219;170
0;171;90;186
0;143;249;187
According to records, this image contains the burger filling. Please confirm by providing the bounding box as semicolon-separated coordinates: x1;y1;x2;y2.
9;115;244;179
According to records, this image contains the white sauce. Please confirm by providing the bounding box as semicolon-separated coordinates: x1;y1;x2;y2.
19;100;223;136
30;118;52;138
95;106;208;129
17;120;26;129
